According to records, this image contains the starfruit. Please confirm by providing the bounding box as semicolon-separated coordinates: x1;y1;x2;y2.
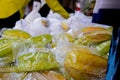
0;38;25;66
96;40;111;56
64;33;75;43
64;46;107;80
28;34;52;47
17;52;59;72
0;38;12;57
74;30;112;45
81;26;106;33
2;29;31;39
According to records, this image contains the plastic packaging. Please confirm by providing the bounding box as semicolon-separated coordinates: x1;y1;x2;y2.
28;18;50;37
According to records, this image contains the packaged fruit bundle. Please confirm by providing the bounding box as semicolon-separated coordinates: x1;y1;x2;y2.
53;29;111;80
64;45;108;80
73;26;112;57
0;29;59;72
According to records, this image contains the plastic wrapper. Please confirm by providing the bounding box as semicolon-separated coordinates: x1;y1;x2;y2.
24;8;41;24
0;38;17;66
1;29;31;39
0;71;66;80
47;18;64;36
13;19;28;30
0;32;59;72
17;51;58;72
28;18;50;37
64;45;107;80
65;12;112;38
51;34;75;80
61;20;70;32
51;32;110;80
0;11;113;80
12;35;58;72
47;12;64;21
66;12;89;38
28;34;52;48
73;26;112;46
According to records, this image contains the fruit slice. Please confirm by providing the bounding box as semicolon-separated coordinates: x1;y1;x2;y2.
2;29;31;39
64;46;107;80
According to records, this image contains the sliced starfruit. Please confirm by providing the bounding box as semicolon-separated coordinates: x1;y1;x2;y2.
96;40;110;56
17;52;59;72
64;46;107;80
2;29;31;39
28;34;52;47
75;30;112;45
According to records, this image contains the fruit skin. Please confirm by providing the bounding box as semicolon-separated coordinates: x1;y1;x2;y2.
64;46;107;80
2;29;31;39
17;52;59;72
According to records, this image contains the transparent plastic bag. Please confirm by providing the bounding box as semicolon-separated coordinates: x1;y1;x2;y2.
0;71;66;80
11;39;59;72
51;32;108;80
47;18;64;36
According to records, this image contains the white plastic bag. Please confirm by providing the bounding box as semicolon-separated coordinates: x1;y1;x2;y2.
28;18;49;36
13;19;28;30
47;12;64;21
24;10;41;24
48;18;64;36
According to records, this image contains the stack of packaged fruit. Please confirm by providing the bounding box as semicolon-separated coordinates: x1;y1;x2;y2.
0;25;112;80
